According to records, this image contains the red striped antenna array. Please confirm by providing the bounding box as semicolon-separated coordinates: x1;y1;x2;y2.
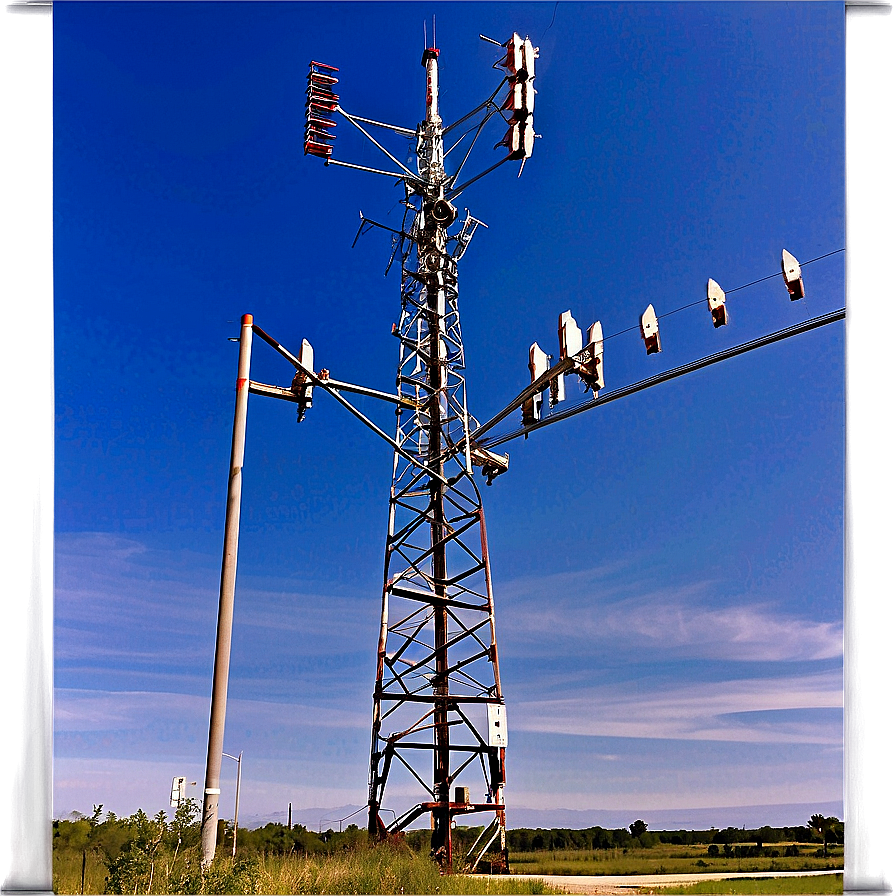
305;61;339;158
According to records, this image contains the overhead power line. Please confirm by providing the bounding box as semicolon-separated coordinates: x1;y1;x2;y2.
477;307;846;451
597;248;846;345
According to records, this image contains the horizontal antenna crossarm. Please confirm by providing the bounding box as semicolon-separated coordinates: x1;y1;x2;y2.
249;326;416;406
335;105;419;180
447;157;508;200
326;157;418;181
470;356;575;442
343;113;417;137
249;378;415;408
478;308;847;450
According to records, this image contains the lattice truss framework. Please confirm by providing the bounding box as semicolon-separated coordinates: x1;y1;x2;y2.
302;40;539;871
366;182;508;869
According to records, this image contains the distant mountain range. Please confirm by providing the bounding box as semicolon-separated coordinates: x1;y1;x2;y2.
241;800;843;833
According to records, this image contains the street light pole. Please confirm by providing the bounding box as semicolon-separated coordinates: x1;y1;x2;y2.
222;751;243;858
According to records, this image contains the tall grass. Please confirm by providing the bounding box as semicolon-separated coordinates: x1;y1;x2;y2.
53;843;564;895
255;847;562;895
53;848;107;895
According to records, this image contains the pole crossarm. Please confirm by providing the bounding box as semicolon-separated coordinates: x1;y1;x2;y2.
477;307;847;451
249;377;416;408
250;323;447;484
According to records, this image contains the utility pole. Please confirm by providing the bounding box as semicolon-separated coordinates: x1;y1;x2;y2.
200;315;253;868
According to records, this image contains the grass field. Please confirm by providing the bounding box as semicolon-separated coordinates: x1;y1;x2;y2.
53;844;566;895
510;844;843;877
53;834;842;894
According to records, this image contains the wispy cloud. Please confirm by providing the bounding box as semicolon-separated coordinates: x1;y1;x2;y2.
55;532;218;627
55;688;369;735
512;670;842;744
55;532;378;673
500;565;842;662
54;689;203;732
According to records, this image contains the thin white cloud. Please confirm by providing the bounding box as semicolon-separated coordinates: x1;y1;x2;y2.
54;688;369;735
500;565;842;662
55;533;217;629
55;532;377;666
54;689;208;732
512;670;842;744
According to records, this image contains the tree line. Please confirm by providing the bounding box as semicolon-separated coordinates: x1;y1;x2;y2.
53;802;843;893
457;816;843;854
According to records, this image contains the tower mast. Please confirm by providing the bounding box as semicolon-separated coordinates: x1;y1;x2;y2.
301;28;538;871
420;43;454;864
365;41;508;870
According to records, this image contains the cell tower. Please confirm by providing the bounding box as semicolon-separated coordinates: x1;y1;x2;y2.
200;18;846;874
306;33;537;870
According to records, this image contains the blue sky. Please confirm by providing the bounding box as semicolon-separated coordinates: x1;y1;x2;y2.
53;1;845;829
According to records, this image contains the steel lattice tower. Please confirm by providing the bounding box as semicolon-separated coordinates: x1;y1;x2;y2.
200;21;846;874
364;46;509;872
296;29;535;871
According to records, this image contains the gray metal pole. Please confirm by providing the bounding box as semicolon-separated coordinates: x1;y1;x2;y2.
220;751;242;857
232;752;242;858
200;314;254;868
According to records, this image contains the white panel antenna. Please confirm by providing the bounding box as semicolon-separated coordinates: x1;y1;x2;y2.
781;249;805;300
523;342;549;425
707;278;728;327
488;703;508;747
640;304;661;354
558;310;583;360
291;339;315;422
582;321;605;394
